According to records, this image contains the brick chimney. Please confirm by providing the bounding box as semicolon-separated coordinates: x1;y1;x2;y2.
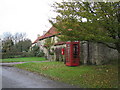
43;30;46;35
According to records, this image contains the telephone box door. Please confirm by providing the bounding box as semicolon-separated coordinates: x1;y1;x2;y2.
65;42;80;66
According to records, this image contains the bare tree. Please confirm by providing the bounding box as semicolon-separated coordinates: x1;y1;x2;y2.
3;32;13;41
13;32;27;44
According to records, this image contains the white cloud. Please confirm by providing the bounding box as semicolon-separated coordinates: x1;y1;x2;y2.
0;0;57;42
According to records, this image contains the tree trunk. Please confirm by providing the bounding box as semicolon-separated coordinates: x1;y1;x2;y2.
115;43;120;62
118;52;120;64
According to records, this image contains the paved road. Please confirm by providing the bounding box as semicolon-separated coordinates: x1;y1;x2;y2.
1;66;78;88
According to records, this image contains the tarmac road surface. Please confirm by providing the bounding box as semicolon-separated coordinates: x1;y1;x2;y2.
1;66;78;88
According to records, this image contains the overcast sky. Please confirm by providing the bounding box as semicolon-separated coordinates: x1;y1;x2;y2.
0;0;58;42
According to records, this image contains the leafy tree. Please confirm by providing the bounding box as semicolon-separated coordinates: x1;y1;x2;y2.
22;39;32;52
44;38;55;55
30;45;44;57
44;38;55;48
2;39;14;52
15;39;32;52
2;32;14;52
2;32;32;58
2;32;31;52
50;1;120;54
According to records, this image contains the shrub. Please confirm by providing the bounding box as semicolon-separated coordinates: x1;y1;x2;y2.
30;45;45;57
2;52;23;59
36;50;44;57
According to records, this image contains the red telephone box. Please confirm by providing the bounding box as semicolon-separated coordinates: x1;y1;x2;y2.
65;41;80;66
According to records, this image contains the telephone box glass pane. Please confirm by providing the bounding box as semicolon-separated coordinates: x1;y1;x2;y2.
73;44;78;58
66;44;70;62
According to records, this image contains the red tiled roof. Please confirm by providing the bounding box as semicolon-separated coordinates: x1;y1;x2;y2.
54;42;66;46
39;27;60;40
32;38;39;44
32;27;60;44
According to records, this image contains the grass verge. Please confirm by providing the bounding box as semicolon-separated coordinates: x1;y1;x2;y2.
1;57;46;63
14;61;118;88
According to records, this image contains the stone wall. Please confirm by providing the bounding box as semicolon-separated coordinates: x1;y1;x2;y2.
38;39;118;65
54;44;66;62
80;41;89;64
80;41;118;65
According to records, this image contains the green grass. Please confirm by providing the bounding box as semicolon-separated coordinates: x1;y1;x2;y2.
1;57;46;63
14;61;118;88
